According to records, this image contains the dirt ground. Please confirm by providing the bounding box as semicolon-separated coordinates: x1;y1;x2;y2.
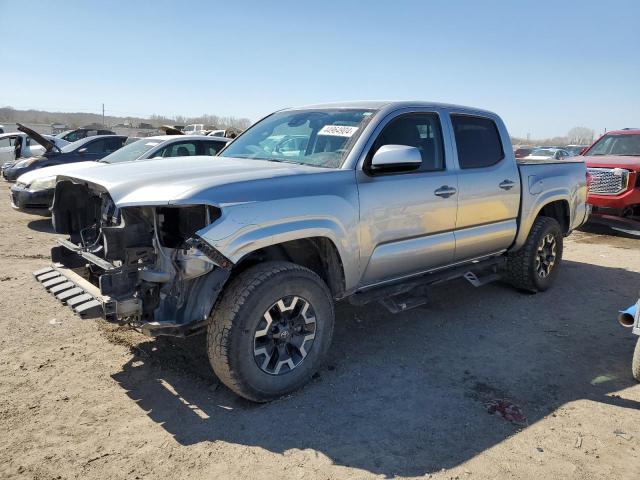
0;181;639;480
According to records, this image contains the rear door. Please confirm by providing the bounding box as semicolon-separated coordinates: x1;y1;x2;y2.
356;110;458;287
448;113;520;261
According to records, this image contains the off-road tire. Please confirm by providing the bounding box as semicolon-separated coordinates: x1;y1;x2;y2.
506;216;563;292
632;337;640;382
207;261;334;402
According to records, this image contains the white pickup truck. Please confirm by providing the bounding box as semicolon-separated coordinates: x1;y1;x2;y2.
35;101;589;401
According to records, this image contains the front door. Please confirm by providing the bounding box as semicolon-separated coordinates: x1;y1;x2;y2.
356;111;458;287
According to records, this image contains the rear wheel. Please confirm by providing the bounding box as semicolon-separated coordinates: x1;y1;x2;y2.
207;261;334;402
506;216;563;292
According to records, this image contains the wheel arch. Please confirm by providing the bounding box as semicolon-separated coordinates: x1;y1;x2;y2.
511;191;572;252
536;199;570;234
232;236;347;299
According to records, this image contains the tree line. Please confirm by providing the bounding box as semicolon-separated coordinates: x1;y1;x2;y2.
0;106;252;131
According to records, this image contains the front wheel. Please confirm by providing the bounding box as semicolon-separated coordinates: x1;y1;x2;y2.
506;216;563;292
207;261;335;402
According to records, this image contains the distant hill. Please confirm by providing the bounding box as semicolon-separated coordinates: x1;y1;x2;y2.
0;106;252;131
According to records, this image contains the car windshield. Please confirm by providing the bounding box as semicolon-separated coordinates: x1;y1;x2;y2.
586;134;640;156
530;149;555;157
99;138;163;163
59;137;94;153
220;109;376;168
565;146;584;155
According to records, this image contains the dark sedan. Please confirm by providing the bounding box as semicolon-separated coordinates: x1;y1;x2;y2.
2;134;126;182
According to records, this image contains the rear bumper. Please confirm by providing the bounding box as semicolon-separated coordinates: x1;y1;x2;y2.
10;184;53;216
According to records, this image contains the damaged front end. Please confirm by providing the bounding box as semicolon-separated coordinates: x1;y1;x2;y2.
34;179;231;337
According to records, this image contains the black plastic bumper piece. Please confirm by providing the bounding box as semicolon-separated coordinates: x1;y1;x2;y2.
33;266;104;319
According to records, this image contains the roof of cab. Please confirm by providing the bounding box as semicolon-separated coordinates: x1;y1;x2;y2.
604;128;640;135
284;100;496;116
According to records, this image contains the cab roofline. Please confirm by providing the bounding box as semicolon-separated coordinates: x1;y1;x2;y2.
282;100;497;116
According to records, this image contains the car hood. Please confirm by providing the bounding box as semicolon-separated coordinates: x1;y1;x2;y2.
583;155;640;170
16;123;57;152
59;155;333;207
17;161;101;185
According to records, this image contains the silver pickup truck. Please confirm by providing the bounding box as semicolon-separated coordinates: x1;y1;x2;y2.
35;101;589;401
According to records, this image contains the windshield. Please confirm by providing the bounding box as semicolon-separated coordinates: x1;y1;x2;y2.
59;138;91;153
586;134;640;156
530;148;555;157
99;138;163;163
220;109;376;168
565;146;584;155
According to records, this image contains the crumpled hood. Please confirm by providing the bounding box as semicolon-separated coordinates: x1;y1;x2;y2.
58;155;330;207
583;155;640;171
17;161;101;185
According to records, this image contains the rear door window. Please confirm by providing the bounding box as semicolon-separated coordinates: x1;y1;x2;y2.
451;115;504;169
154;141;198;158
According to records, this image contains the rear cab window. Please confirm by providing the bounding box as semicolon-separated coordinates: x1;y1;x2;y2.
451;115;504;169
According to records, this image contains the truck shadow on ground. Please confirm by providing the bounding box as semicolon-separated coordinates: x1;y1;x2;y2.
111;260;640;477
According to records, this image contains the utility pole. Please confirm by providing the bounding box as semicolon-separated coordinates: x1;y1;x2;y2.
102;103;105;127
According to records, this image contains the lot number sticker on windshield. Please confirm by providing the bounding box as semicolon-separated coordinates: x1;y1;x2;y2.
318;125;359;137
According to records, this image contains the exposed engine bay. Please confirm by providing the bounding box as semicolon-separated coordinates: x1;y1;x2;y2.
47;179;231;336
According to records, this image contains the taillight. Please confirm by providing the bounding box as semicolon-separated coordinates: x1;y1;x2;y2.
586;170;593;188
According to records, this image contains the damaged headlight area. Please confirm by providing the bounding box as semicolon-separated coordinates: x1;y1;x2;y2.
38;180;231;336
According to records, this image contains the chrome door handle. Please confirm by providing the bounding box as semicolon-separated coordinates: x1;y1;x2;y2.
434;185;457;198
499;179;516;190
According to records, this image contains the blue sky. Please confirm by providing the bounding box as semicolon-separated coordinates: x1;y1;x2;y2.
1;0;638;138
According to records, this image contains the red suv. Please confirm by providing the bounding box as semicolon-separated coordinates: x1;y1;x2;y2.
580;129;640;227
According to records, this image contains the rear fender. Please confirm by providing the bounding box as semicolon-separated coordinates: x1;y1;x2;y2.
512;171;587;251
